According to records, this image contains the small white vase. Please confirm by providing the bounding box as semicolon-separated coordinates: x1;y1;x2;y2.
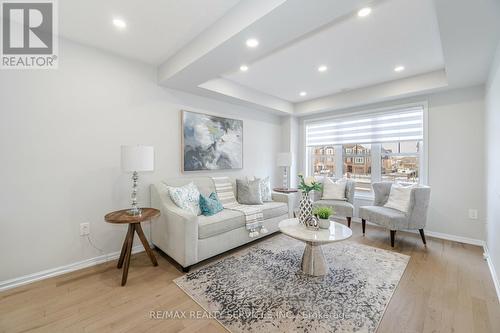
318;218;330;229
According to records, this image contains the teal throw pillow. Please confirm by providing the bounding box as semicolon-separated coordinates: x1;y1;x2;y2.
199;192;224;216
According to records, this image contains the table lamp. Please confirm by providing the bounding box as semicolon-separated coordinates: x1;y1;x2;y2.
121;145;154;216
277;152;292;189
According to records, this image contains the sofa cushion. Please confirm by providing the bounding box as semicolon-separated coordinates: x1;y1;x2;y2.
313;199;354;217
197;201;288;239
262;201;288;219
198;210;245;239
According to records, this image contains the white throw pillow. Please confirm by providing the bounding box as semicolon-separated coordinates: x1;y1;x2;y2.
167;182;201;216
384;184;416;213
322;178;347;200
249;176;272;202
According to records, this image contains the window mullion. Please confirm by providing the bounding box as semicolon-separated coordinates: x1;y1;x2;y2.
372;143;382;183
334;145;343;179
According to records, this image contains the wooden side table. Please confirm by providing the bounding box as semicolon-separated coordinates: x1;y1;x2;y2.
104;208;160;286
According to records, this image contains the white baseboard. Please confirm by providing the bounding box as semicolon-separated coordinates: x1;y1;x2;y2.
423;230;485;247
483;244;500;304
0;245;147;292
349;218;485;246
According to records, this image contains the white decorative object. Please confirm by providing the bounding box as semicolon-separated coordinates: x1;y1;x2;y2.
277;152;292;189
121;145;154;216
298;192;313;225
384;183;416;212
322;178;347;200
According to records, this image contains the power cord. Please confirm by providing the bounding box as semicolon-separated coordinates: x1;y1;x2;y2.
85;234;110;263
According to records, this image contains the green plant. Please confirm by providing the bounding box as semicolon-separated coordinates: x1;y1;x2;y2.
313;206;334;219
297;173;322;194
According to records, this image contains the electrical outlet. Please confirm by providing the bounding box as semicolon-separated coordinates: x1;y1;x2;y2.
80;223;90;236
468;209;478;220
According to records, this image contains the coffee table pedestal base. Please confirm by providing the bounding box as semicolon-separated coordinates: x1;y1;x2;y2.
301;242;328;276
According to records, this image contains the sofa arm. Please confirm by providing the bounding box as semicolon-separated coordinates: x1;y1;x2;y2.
150;183;198;268
272;192;297;218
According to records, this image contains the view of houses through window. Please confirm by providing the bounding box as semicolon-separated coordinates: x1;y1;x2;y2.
309;141;421;193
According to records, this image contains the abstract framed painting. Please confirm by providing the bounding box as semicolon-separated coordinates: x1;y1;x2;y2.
181;110;243;171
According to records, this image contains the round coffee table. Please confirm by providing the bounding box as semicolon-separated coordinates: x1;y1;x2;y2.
279;218;352;276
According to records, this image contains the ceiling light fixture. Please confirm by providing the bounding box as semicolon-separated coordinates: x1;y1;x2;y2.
357;7;372;17
317;65;328;72
246;38;259;48
112;18;127;29
394;65;405;72
240;65;249;72
299;91;307;97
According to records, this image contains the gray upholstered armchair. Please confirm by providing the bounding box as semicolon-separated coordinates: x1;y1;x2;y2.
359;182;431;247
312;179;356;228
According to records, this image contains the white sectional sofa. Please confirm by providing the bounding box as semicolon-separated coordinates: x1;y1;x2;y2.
150;177;293;272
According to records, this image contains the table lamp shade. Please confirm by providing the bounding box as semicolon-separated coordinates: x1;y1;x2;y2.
121;145;154;172
277;152;292;167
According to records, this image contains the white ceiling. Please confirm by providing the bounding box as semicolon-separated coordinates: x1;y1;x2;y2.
58;0;241;65
222;0;444;102
54;0;500;114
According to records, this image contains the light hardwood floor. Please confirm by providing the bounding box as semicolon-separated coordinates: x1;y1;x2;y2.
1;223;499;333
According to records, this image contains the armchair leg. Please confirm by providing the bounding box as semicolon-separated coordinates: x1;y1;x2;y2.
419;229;427;245
361;219;366;235
346;217;351;228
182;266;191;273
390;230;396;247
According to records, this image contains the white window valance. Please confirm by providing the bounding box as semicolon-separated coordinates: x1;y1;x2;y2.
306;106;424;147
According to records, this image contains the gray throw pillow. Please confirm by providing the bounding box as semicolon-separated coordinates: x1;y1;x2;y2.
236;178;263;205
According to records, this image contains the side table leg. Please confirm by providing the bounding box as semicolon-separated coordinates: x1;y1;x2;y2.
118;224;134;269
121;224;135;286
135;223;158;266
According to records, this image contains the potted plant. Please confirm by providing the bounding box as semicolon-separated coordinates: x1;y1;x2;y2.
297;173;322;224
313;206;334;229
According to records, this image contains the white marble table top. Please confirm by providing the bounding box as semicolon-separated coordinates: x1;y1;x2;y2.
279;218;352;245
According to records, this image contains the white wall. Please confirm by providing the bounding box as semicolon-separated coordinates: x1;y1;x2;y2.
298;85;486;241
486;42;500;289
0;39;282;283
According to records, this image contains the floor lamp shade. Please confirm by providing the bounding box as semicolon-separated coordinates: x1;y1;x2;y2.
121;145;154;172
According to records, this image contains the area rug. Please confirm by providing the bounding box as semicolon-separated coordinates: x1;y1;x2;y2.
174;234;409;333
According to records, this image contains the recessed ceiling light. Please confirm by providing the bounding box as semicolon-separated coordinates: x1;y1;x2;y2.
246;38;259;48
240;65;249;72
394;65;405;72
357;7;372;17
299;91;307;97
317;65;328;72
112;18;126;29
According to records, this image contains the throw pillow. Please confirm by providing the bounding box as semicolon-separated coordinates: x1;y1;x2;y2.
252;176;272;202
236;178;263;205
322;178;347;200
167;182;201;215
384;183;416;213
199;192;224;216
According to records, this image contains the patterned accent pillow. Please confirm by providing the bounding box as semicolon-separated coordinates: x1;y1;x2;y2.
236;178;263;205
253;176;272;202
199;192;224;216
167;182;201;215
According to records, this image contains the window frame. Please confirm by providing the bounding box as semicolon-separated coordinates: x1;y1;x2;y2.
303;102;428;199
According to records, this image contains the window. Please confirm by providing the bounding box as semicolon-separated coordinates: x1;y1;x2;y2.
306;105;426;195
344;144;372;192
310;146;336;177
381;141;420;184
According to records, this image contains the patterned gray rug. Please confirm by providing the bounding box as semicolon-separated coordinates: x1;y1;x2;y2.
175;234;409;333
